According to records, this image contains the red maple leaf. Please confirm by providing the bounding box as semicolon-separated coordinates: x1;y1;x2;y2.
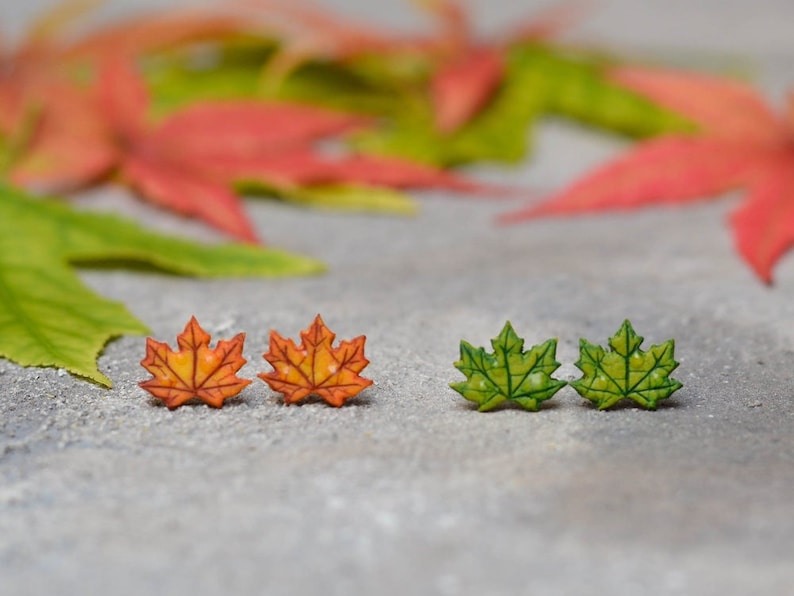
0;3;103;165
0;1;253;176
500;67;794;283
257;0;589;132
202;149;505;195
12;54;367;242
140;316;252;409
258;315;372;407
13;52;503;240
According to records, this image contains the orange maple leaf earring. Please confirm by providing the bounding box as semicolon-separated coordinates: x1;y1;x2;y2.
139;316;252;409
259;314;373;407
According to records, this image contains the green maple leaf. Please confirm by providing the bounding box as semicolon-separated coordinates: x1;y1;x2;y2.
0;184;323;386
570;320;683;410
145;42;272;115
146;42;405;118
450;321;566;412
236;182;417;216
524;46;694;138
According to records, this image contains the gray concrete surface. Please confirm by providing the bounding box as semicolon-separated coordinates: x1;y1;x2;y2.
1;1;793;595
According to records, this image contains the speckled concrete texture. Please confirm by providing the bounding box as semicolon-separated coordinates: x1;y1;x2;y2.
1;1;793;595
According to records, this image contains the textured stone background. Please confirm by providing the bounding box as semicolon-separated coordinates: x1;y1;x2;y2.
1;1;793;595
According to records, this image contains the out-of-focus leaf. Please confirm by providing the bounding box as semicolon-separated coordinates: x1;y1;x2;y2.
202;149;507;197
145;41;409;117
351;46;546;166
1;1;254;157
239;181;418;215
352;45;694;166
277;61;410;115
13;55;370;242
63;8;254;60
254;0;586;130
10;83;116;189
430;47;506;133
502;66;794;283
524;46;695;137
144;41;276;114
0;183;322;386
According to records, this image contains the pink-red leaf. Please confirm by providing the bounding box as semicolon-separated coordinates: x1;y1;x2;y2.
121;153;259;243
506;65;794;282
500;137;759;222
610;66;784;143
152;102;366;157
430;47;505;133
730;155;794;283
787;92;794;129
12;43;504;243
316;153;506;194
202;150;507;195
10;84;115;190
96;53;149;137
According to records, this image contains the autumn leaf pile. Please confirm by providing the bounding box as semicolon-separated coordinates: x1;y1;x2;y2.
0;0;790;384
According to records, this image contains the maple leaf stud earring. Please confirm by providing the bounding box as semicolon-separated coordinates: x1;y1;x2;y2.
450;321;566;412
258;315;373;407
570;320;682;410
139;316;252;409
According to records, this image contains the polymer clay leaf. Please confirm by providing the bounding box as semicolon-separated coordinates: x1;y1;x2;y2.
501;66;794;282
0;183;322;386
139;317;252;409
450;321;566;412
570;320;682;410
259;315;372;406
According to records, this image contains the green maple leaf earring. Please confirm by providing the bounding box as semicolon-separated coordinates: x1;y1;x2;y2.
571;320;682;410
450;321;566;412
